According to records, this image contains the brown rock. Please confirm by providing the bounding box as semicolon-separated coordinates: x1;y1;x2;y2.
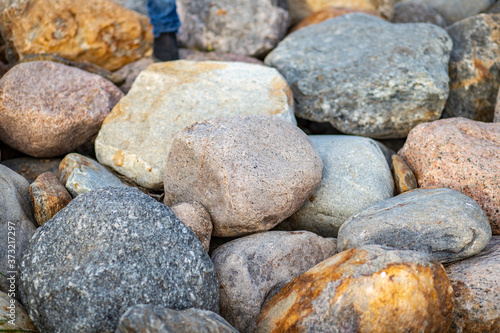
163;115;323;237
29;172;72;226
255;245;454;333
0;291;38;332
445;236;500;332
391;154;417;194
1;157;61;183
398;118;500;234
171;202;213;252
0;0;152;71
291;6;383;32
0;61;123;158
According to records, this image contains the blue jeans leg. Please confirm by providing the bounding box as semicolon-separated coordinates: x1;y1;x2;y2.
146;0;181;37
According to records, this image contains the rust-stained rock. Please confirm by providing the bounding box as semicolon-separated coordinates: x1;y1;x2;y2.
399;118;500;235
171;202;213;252
391;154;417;194
254;245;454;333
443;14;500;121
0;0;153;71
291;6;383;32
0;61;123;158
29;172;72;226
287;0;394;25
1;157;61;183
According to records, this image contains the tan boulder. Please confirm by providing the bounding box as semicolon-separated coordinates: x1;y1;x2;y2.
0;0;152;71
171;202;213;253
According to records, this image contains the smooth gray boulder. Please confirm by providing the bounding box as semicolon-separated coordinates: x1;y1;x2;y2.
411;0;495;24
19;187;219;333
392;1;446;26
279;135;394;237
0;165;36;296
116;305;238;333
211;231;337;333
265;13;452;139
338;188;492;263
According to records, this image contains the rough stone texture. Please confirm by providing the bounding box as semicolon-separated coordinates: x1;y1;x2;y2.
0;165;36;296
278;135;394;237
96;61;296;190
265;14;452;139
442;14;500;122
399;118;500;235
338;188;492;264
0;291;38;332
254;245;454;333
287;0;394;25
116;305;238;333
171;202;213;252
0;61;123;158
415;0;495;24
1;157;61;183
177;0;289;57
0;0;153;71
495;87;500;122
291;6;383;32
110;0;147;15
211;231;337;332
445;236;500;333
392;1;446;27
391;154;417;194
59;153;128;197
19;187;219;333
29;172;72;226
163;115;322;237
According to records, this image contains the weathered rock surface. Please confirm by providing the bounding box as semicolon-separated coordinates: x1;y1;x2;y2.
445;236;500;333
96;61;296;190
254;245;454;332
0;165;36;296
0;291;38;332
164;115;322;237
59;153;127;197
177;0;289;57
19;187;219;333
29;172;72;226
392;1;446;26
211;231;337;332
0;61;123;158
265;13;452;139
1;157;61;183
279;135;394;237
0;0;153;70
116;305;238;333
443;14;500;121
399;118;500;234
171;202;213;252
338;188;492;263
416;0;495;24
391;154;417;194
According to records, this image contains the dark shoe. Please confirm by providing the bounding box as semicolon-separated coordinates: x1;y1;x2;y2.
153;32;179;61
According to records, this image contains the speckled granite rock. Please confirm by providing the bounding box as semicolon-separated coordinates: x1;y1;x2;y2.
443;14;500;121
96;61;296;190
171;202;212;252
177;0;289;57
19;187;219;333
391;154;417;194
265;13;452;139
0;165;36;296
0;291;38;332
338;188;491;263
392;1;446;26
163;115;322;237
0;61;123;158
59;153;127;197
1;157;61;183
29;172;72;226
0;0;153;70
116;305;238;333
445;236;500;333
415;0;495;24
278;135;394;237
255;245;454;332
211;231;337;332
399;118;500;234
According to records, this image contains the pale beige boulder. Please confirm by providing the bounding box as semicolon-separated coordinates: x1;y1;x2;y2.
171;202;213;252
